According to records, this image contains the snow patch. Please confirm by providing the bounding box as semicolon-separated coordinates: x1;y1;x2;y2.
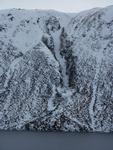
103;6;113;22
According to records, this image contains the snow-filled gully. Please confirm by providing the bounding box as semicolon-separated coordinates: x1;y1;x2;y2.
51;30;69;88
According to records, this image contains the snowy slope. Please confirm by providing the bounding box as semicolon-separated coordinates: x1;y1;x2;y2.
0;6;113;132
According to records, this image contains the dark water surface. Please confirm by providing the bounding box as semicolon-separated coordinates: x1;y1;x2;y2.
0;131;113;150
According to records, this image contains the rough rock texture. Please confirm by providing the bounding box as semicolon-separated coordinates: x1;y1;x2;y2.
0;6;113;132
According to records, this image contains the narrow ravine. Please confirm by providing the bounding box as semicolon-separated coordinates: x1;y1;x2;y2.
51;30;69;88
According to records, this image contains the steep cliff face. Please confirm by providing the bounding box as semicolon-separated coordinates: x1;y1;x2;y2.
0;6;113;132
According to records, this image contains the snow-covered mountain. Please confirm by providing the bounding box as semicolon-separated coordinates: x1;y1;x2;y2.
0;6;113;132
